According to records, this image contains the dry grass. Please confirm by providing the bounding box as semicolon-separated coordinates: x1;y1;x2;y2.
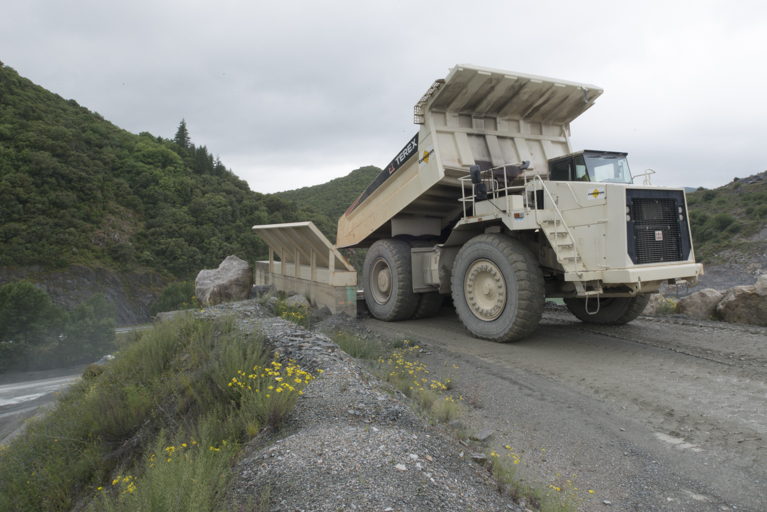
0;314;318;512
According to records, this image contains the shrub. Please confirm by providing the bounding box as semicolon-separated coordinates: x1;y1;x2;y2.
272;299;311;328
82;363;106;380
710;213;736;230
656;296;678;315
330;331;383;360
87;416;235;512
149;281;197;316
688;210;708;228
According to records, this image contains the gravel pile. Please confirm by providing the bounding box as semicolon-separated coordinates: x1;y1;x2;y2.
190;300;525;512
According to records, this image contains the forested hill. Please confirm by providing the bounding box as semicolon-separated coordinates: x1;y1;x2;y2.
0;62;346;278
274;165;381;221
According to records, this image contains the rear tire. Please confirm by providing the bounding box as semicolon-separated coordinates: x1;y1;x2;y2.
563;295;650;325
411;292;444;319
363;239;419;321
451;234;544;342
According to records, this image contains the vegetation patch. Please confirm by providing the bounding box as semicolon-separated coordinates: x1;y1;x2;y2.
272;300;312;329
655;295;679;315
149;280;198;316
487;449;583;512
0;314;318;511
0;64;373;278
329;330;383;361
686;178;767;264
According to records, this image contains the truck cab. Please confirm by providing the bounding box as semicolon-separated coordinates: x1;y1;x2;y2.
548;150;632;184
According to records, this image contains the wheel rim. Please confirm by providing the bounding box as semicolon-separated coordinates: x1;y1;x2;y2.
370;257;393;305
464;259;506;321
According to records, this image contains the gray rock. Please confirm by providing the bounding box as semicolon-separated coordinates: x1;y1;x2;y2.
470;452;487;464
266;296;280;313
195;256;253;306
473;430;494;442
286;294;310;308
716;275;767;326
677;288;724;321
249;284;275;299
756;274;767;295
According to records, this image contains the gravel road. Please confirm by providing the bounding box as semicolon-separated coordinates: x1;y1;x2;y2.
363;304;767;512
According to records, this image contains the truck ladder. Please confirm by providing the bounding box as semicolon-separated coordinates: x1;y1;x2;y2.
533;177;602;297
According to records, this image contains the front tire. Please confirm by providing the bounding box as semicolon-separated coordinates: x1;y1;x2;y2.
451;234;544;342
563;295;650;325
363;239;419;321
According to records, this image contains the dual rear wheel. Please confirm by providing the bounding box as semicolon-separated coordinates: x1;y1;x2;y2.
363;239;443;322
363;234;544;342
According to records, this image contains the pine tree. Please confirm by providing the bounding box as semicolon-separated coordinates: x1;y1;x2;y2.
174;119;190;149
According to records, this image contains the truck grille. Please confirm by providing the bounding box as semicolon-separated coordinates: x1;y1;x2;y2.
627;193;689;265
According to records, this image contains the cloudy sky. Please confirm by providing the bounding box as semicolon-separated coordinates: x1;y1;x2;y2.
2;0;765;193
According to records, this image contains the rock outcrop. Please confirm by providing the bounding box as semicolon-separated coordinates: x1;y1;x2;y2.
0;265;166;327
195;256;253;306
285;294;310;308
677;288;724;321
715;275;767;326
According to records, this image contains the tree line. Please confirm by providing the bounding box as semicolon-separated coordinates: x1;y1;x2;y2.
0;64;340;279
0;281;116;373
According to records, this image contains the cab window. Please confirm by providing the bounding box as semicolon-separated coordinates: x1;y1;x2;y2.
549;159;571;181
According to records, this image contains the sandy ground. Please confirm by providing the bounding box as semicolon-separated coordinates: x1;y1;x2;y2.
363;306;767;512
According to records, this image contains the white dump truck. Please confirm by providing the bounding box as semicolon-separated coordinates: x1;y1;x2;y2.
336;63;703;342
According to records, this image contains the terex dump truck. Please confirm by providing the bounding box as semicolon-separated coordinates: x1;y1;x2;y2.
338;64;703;342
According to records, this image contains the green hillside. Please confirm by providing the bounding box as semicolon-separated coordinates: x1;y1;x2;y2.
274;165;380;222
0;62;337;278
686;173;767;263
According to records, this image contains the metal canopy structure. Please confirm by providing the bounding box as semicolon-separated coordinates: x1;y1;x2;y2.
252;222;355;286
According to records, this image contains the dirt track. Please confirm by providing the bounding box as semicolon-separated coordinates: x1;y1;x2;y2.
363;305;767;511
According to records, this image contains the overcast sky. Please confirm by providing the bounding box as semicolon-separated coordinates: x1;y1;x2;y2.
2;0;765;193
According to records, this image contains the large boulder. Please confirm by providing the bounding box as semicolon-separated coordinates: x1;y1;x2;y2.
285;294;310;308
715;275;767;326
195;256;253;306
677;288;724;321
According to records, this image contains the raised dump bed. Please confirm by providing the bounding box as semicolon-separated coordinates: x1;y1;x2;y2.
337;64;603;248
